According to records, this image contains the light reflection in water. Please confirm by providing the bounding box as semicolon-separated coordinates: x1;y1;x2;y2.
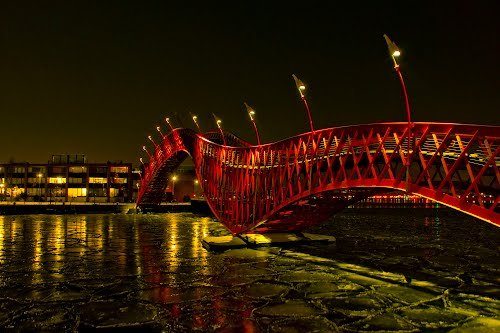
75;216;87;256
51;216;64;274
88;215;104;254
0;217;4;264
167;214;179;273
10;217;17;244
134;221;142;276
192;217;209;276
32;219;42;274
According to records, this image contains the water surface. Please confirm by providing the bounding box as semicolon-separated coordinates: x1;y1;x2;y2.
0;210;498;331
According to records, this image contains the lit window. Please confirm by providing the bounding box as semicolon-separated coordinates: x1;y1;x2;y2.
109;188;120;197
89;177;107;184
49;177;67;184
110;166;128;173
68;188;87;197
69;166;87;173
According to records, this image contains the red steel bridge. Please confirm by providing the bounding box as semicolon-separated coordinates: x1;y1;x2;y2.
137;122;500;234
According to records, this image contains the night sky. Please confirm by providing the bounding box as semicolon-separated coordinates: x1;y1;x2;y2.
1;1;498;164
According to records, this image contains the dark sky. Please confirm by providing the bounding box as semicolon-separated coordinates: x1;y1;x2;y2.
1;1;498;164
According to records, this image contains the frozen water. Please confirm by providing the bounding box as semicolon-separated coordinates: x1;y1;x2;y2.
0;210;498;331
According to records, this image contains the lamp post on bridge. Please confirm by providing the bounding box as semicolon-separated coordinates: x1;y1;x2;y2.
292;74;314;133
156;126;164;138
147;135;160;150
142;145;153;160
165;117;174;131
244;102;261;146
384;34;413;192
138;160;144;184
212;113;227;146
190;113;202;133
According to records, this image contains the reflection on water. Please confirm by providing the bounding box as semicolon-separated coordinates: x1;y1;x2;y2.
0;211;498;331
0;219;4;264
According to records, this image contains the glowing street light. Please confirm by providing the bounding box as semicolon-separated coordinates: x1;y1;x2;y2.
37;173;43;201
142;145;152;159
244;102;261;146
165;117;174;131
156;126;164;138
384;34;402;67
171;175;177;201
147;135;159;149
292;74;314;133
193;179;200;198
190;113;202;133
147;135;161;158
384;34;413;191
212;113;227;146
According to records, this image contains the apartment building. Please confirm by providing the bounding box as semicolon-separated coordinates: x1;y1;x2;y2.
0;154;138;203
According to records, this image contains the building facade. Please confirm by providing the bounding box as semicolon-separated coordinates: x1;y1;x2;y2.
0;154;139;203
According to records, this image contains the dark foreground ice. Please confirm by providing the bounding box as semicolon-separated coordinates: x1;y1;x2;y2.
0;209;498;332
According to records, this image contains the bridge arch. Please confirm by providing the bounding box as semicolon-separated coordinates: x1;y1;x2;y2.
138;123;499;234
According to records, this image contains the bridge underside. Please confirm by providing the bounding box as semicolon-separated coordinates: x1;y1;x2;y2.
139;150;189;205
250;188;388;233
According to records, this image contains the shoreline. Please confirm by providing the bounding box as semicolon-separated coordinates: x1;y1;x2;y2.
0;200;450;216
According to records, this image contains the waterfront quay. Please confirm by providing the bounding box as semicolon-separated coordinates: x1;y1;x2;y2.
0;201;196;215
0;210;498;331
